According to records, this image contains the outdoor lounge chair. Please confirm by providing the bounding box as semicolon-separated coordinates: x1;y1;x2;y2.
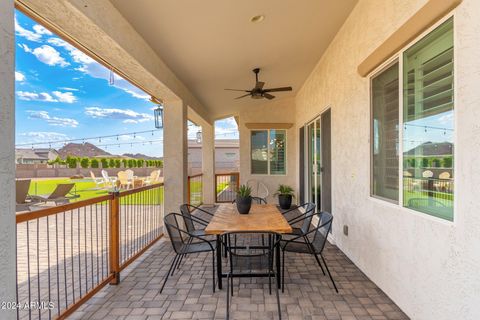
144;170;161;185
90;171;105;189
15;179;39;211
117;171;132;189
30;183;78;205
101;170;114;187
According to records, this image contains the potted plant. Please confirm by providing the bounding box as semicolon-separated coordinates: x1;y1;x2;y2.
236;184;252;214
275;184;295;209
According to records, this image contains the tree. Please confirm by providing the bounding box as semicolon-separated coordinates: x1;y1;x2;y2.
431;158;441;168
127;159;135;168
443;156;453;168
137;159;144;167
100;158;109;168
421;157;429;168
80;157;90;168
66;155;77;168
90;158;100;168
115;159;121;168
109;158;116;168
122;159;128;168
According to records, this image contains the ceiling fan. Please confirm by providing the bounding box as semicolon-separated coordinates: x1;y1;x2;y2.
225;68;292;100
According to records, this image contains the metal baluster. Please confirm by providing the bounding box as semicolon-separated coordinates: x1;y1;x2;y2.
84;206;88;292
77;208;82;297
56;214;61;315
95;204;99;286
36;219;41;320
27;221;32;320
90;205;94;287
70;210;75;304
46;216;51;320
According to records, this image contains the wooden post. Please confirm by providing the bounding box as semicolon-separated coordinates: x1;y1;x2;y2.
109;191;120;284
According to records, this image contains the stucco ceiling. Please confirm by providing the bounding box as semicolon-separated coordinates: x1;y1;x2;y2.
111;0;358;119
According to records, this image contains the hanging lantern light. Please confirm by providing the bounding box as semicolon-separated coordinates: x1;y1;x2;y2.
150;96;164;129
196;131;202;143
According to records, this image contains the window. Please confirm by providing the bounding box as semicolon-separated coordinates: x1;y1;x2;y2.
371;62;399;202
251;129;286;175
370;17;454;221
403;18;454;221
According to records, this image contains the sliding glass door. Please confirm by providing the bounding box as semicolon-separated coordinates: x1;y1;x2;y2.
304;110;331;212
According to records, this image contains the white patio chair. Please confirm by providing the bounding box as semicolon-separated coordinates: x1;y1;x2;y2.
246;179;269;203
101;170;113;187
90;171;105;189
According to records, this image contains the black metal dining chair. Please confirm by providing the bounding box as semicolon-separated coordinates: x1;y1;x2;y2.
160;213;217;293
222;231;282;320
179;203;215;237
281;202;316;236
280;211;338;293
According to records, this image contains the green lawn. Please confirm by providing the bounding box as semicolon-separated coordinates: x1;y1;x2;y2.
29;178;163;204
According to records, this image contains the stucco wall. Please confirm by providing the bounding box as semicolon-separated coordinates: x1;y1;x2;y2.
239;97;297;204
295;0;480;319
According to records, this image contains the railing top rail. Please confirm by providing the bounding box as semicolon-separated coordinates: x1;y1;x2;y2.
188;173;203;179
16;194;113;224
215;172;239;177
118;182;164;197
16;182;164;223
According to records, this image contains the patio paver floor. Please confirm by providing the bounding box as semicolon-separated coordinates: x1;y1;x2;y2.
69;235;409;320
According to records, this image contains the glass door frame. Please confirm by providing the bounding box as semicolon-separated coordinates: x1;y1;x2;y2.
304;114;322;211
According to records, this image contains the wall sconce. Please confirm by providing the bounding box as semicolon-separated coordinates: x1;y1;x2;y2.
150;96;164;129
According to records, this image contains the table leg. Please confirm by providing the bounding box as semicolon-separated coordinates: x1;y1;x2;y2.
216;235;222;290
275;234;281;289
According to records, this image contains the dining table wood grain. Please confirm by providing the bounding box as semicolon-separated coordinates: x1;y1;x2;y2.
204;203;292;235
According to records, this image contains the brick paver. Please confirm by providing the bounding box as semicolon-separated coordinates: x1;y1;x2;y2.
70;235;409;320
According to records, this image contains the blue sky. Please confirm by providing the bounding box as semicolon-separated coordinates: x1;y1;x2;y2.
14;10;238;157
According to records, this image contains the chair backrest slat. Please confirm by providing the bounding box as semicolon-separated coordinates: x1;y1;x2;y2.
299;203;316;234
48;183;75;199
179;204;196;233
163;213;186;254
312;212;333;254
16;179;31;204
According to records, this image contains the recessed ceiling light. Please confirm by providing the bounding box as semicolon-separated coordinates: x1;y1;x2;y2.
250;15;265;23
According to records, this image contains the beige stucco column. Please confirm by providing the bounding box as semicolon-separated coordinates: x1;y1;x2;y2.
163;99;188;218
201;123;215;204
0;1;16;319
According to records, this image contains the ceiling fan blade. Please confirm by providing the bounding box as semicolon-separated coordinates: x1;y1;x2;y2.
255;81;265;90
263;86;293;93
263;93;275;100
235;93;252;99
225;88;251;92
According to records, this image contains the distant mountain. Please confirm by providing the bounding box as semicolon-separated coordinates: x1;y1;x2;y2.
122;153;162;160
58;142;111;158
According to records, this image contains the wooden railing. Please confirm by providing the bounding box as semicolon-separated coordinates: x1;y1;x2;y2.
187;174;203;206
215;172;239;203
15;183;164;320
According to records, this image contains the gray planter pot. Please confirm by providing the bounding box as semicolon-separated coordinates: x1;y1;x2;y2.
278;194;293;209
236;195;252;214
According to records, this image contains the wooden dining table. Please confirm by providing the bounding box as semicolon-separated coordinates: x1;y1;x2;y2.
204;203;292;290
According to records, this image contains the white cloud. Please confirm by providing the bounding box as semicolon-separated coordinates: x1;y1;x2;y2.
52;91;77;103
15;17;42;42
84;107;154;124
27;110;79;127
47;37;149;100
17;91;57;102
15;71;26;82
58;87;79;91
20;44;69;67
20;131;69;143
16;90;77;104
32;24;52;36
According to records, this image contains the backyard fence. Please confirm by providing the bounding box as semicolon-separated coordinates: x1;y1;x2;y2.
187;174;203;207
403;176;453;208
215;172;239;203
15;183;164;320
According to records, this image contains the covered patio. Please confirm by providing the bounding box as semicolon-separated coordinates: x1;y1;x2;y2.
1;0;480;320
